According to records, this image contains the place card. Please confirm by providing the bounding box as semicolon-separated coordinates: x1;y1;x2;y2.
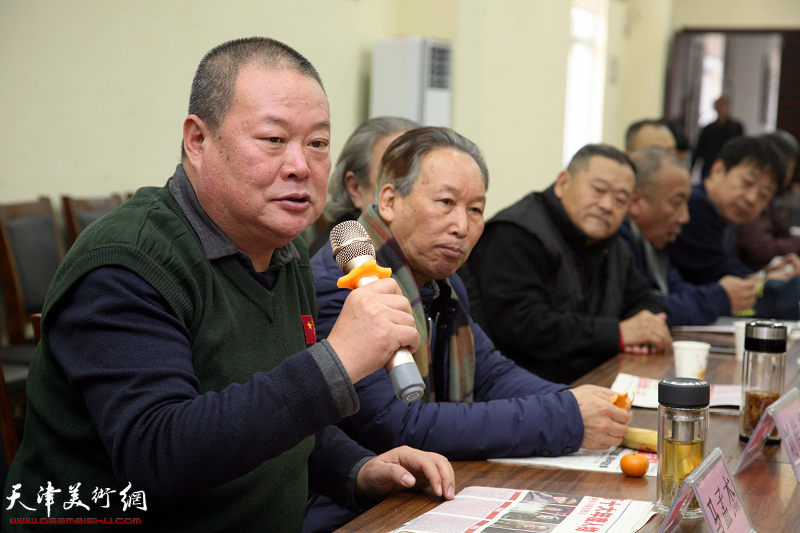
659;448;754;533
732;387;800;481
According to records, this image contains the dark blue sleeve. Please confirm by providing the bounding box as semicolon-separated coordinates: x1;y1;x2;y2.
470;320;569;400
314;257;585;459
308;425;375;511
670;189;752;284
48;266;347;507
338;325;583;459
663;263;731;325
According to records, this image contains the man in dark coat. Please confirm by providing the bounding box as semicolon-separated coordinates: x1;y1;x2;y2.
463;144;671;384
620;147;758;325
305;130;632;533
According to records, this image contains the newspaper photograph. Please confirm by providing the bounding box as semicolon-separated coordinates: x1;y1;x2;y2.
390;486;655;533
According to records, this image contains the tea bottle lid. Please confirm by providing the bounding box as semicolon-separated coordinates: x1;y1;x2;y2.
658;377;710;408
744;320;786;353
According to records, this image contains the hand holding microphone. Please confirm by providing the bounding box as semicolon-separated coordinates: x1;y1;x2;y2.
328;220;425;403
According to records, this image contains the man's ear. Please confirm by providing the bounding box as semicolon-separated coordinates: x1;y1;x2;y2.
553;170;571;199
707;158;726;184
183;115;209;170
628;188;645;218
377;183;398;223
344;171;366;210
344;171;359;196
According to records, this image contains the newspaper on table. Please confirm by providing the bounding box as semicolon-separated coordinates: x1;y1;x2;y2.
389;486;655;533
489;445;657;477
610;373;740;413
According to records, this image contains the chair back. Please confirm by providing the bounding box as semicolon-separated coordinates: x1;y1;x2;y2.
0;197;64;344
62;194;124;247
0;360;21;482
0;312;41;482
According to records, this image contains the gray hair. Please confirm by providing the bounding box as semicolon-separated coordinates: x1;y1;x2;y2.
324;116;420;221
628;147;683;194
377;126;489;196
181;37;324;159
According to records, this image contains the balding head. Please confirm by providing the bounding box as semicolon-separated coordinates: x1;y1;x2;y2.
628;148;691;249
625;120;677;154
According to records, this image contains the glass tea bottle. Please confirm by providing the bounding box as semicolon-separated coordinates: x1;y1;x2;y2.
655;377;709;519
740;320;787;444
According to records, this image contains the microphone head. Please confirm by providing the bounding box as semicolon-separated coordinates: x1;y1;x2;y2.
330;220;376;273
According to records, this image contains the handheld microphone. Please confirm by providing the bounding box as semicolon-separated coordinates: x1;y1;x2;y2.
329;220;425;403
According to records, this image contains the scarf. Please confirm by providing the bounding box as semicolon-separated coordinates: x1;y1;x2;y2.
359;204;475;403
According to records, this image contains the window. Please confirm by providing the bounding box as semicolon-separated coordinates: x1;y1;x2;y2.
563;0;608;165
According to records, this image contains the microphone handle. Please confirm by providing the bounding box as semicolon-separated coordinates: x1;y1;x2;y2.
354;275;425;403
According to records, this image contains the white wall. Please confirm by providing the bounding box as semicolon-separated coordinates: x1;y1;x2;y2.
602;0;627;149
0;0;569;220
449;1;571;214
609;0;674;147
672;0;800;29
0;0;397;203
2;0;800;218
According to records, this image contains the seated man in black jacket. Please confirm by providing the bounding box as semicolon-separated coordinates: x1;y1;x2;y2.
463;144;671;383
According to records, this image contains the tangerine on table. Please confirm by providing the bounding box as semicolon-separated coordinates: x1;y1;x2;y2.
620;452;649;477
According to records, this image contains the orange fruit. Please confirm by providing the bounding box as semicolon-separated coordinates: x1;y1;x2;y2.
610;391;634;408
620;452;649;477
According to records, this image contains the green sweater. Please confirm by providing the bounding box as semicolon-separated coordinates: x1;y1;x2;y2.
3;183;324;531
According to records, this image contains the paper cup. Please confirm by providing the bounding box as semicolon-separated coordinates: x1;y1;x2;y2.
672;341;711;380
734;321;747;361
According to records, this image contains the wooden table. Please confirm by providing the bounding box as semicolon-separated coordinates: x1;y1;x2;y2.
335;330;800;532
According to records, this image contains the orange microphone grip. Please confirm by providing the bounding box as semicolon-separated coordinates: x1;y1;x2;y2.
336;260;393;290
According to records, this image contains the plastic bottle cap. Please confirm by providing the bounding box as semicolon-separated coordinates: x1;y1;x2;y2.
658;377;710;408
